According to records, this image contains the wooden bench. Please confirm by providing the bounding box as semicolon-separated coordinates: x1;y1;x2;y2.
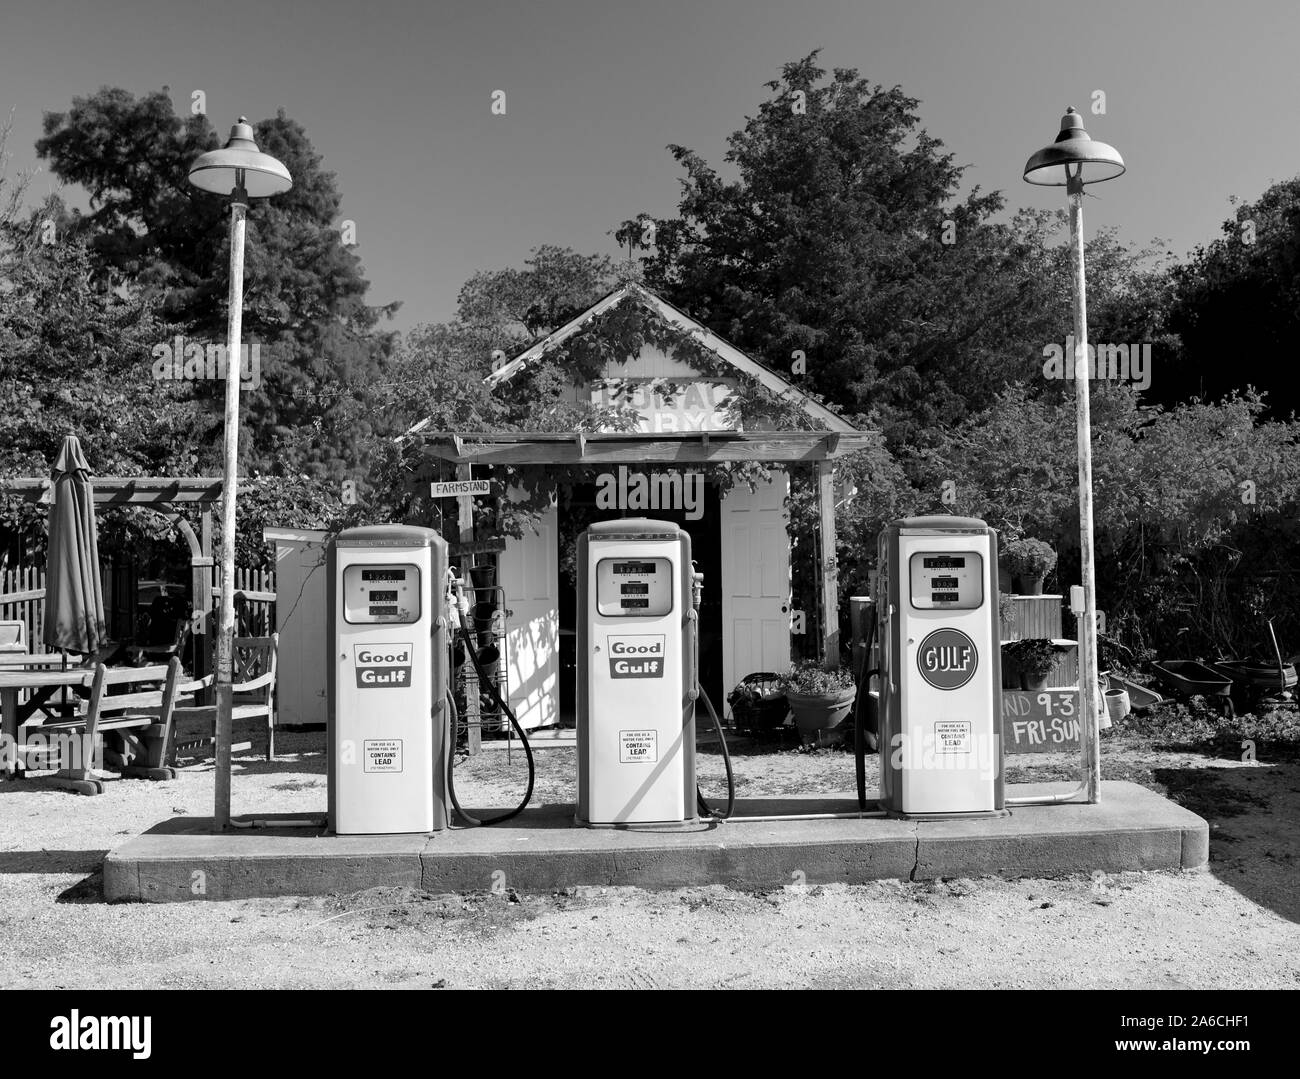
22;659;184;795
170;634;278;763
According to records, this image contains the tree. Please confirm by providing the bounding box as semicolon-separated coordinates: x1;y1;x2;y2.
35;87;398;477
0;194;207;561
1167;178;1300;415
620;53;1181;457
619;54;1035;443
931;384;1300;656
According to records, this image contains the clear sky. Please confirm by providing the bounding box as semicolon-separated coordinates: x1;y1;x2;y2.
2;0;1297;333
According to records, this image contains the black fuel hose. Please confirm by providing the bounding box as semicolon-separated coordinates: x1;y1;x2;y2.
695;683;734;820
443;610;535;826
854;607;879;812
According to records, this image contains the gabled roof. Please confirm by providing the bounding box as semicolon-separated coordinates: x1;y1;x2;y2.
483;282;858;434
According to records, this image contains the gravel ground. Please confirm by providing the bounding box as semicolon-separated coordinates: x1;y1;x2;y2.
1;725;1298;989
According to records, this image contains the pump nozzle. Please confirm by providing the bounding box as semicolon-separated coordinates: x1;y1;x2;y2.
445;567;470;619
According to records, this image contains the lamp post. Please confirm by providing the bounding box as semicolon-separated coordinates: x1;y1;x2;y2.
1023;107;1124;804
188;118;292;829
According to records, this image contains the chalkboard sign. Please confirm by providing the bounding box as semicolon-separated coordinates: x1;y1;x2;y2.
1001;689;1080;753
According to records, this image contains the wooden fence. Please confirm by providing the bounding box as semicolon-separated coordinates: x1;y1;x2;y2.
213;565;277;636
0;564;277;654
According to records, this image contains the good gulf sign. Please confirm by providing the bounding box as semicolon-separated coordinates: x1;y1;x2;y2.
354;643;413;688
607;635;666;678
917;628;978;690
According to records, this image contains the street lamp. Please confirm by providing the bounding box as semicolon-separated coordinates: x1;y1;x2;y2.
188;117;292;829
1024;107;1124;805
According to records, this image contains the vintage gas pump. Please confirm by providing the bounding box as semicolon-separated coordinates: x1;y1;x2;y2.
576;518;699;826
327;525;448;835
872;515;1005;818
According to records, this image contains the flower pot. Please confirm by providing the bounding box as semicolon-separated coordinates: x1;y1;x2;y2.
786;688;856;743
1016;575;1045;596
1021;672;1050;692
1105;688;1131;724
468;565;496;590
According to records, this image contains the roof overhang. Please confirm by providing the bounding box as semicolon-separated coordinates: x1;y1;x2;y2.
417;431;876;466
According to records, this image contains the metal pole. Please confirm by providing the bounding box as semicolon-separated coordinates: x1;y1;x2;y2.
214;183;248;830
1067;166;1101;804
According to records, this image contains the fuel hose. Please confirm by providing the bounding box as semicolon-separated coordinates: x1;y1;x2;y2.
695;683;735;820
854;605;879;813
443;607;535;826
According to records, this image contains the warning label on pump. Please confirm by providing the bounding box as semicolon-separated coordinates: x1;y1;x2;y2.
354;643;413;689
934;721;971;754
619;729;658;763
607;635;666;679
363;739;403;772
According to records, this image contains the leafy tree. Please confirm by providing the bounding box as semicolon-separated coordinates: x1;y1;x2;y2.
619;54;1032;442
1167;178;1300;415
931;384;1300;656
0;193;212;558
620;53;1182;460
35;87;397;477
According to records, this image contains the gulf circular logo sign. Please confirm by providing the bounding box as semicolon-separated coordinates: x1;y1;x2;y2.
917;628;978;691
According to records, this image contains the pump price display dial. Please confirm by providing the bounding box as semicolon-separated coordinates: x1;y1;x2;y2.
596;557;672;617
909;551;983;610
343;563;421;624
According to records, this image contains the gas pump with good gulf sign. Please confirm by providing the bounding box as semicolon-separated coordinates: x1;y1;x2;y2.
327;525;448;835
575;518;707;826
873;516;1006;818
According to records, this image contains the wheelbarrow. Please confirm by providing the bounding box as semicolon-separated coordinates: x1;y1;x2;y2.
727;673;790;739
1209;619;1298;712
1150;660;1235;718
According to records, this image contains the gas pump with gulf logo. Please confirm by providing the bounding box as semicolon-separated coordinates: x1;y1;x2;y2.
327;525;448;835
874;516;1006;818
575;518;700;826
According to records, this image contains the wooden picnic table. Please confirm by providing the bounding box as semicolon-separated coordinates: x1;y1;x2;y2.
0;656;92;778
1;655;190;789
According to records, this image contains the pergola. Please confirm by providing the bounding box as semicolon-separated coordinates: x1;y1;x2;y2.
418;430;879;666
0;476;259;682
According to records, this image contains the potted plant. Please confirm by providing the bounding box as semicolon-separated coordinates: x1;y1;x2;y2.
778;661;858;745
1003;638;1058;691
1003;537;1057;596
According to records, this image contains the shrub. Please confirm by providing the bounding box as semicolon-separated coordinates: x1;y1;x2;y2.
1003;638;1057;679
1003;537;1058;579
778;660;858;696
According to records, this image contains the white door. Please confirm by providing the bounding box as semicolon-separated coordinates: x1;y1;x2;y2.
720;474;792;696
498;498;559;731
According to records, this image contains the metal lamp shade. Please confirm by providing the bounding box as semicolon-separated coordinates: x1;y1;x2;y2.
1023;107;1125;186
188;117;292;198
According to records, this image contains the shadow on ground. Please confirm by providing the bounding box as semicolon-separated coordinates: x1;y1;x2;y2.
1153;760;1300;924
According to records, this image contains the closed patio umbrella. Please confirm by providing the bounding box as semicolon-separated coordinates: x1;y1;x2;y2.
42;435;107;656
